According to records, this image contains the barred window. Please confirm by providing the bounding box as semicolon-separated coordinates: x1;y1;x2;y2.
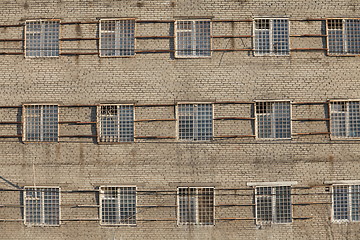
99;19;135;57
100;186;137;225
333;185;360;222
255;101;291;139
23;105;59;142
24;187;60;226
175;20;211;58
255;186;292;225
254;18;289;56
178;187;214;225
25;20;60;57
327;19;360;55
98;105;134;143
178;103;213;141
330;101;360;138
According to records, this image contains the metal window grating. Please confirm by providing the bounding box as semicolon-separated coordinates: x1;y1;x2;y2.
254;18;289;56
327;19;360;55
100;19;135;57
100;186;137;225
23;105;59;142
175;20;211;58
25;20;60;57
24;187;60;226
330;101;360;138
98;105;134;142
178;187;214;225
256;101;291;139
333;185;360;222
178;103;213;141
255;186;292;225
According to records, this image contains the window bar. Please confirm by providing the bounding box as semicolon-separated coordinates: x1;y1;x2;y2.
99;19;135;57
255;186;291;224
175;20;211;58
177;187;214;225
328;19;360;55
330;101;360;138
100;186;136;225
23;105;58;142
24;187;60;226
25;20;60;57
98;105;134;143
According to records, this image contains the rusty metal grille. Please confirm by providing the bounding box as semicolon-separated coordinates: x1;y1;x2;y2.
175;20;211;57
255;186;292;225
25;20;60;57
254;18;289;56
330;101;360;138
98;105;134;142
100;19;135;57
178;187;214;225
328;19;360;55
24;187;60;226
255;101;291;139
178;103;213;141
333;185;360;222
23;105;58;142
100;186;137;225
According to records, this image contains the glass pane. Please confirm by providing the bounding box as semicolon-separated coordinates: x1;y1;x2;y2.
333;185;349;220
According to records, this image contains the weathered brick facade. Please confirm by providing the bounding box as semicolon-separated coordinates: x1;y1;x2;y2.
0;0;360;239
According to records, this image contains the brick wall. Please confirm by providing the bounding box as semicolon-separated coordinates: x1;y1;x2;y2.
0;0;360;239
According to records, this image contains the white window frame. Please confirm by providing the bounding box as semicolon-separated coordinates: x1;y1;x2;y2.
99;186;137;226
329;100;360;139
25;19;60;58
326;18;360;56
99;18;136;57
97;104;135;143
331;184;360;223
177;187;215;226
248;182;296;225
254;100;292;139
24;186;61;226
253;17;290;56
175;20;212;58
176;102;214;141
22;104;59;142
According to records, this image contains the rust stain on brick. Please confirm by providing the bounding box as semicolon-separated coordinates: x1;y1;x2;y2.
56;144;60;162
231;22;236;48
75;25;82;36
79;144;84;165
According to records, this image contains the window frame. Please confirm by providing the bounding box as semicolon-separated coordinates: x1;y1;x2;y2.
332;184;360;223
254;100;292;140
247;182;296;225
22;104;59;143
176;102;214;141
253;17;290;56
326;18;360;56
24;19;61;58
99;18;136;58
174;19;212;58
329;100;360;140
254;186;292;225
97;104;135;143
177;187;215;226
99;186;137;226
23;186;61;227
